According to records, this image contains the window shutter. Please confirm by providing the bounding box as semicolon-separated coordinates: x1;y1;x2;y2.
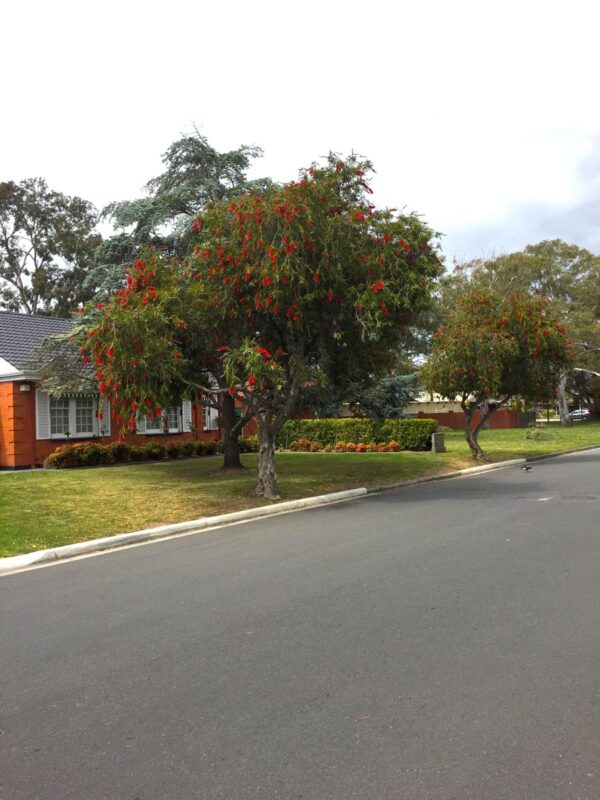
35;388;50;440
102;398;111;436
182;400;193;433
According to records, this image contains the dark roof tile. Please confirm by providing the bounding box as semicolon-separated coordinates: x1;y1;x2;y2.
0;311;73;371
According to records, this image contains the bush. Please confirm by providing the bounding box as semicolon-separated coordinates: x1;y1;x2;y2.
105;441;131;463
164;441;181;458
143;442;166;460
278;418;437;450
195;439;218;456
289;438;320;452
238;435;259;453
130;445;148;462
180;441;196;457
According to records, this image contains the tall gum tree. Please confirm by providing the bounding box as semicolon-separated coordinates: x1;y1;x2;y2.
83;155;443;498
422;292;574;461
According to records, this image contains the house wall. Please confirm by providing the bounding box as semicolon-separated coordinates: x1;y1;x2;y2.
0;383;225;470
0;381;36;469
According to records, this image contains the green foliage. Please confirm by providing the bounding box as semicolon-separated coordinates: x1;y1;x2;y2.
143;441;166;460
423;292;573;406
83;153;442;497
179;441;196;457
0;178;100;314
238;435;259;453
347;373;419;419
102;131;270;260
279;418;437;450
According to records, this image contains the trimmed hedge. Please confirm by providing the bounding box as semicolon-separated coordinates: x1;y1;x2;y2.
44;438;222;469
278;418;438;451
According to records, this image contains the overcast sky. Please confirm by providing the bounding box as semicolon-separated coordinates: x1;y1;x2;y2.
2;0;600;263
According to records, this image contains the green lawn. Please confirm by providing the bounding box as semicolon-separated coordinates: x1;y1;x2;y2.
1;422;600;557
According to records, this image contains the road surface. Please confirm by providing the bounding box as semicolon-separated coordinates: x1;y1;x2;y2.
2;450;600;799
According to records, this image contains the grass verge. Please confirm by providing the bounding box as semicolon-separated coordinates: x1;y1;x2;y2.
1;423;600;557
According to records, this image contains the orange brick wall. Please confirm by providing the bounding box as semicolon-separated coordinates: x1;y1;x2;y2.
0;381;36;469
414;408;536;430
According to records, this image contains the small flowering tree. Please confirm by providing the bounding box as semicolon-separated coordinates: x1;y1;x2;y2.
422;292;574;461
82;155;443;498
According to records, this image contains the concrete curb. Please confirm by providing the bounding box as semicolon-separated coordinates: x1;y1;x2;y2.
0;488;367;576
3;446;599;576
366;458;526;494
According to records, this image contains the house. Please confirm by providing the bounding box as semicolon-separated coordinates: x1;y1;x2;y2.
0;311;220;469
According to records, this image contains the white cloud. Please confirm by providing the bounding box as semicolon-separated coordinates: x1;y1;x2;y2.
2;0;600;261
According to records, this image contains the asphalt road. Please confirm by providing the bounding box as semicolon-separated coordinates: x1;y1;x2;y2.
2;450;600;800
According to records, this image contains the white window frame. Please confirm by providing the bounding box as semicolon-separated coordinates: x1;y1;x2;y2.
141;407;182;435
203;403;219;431
49;396;98;440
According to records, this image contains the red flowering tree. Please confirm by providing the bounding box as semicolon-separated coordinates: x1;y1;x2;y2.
82;155;443;498
422;292;574;461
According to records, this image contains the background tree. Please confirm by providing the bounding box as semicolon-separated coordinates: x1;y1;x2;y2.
83;155;443;498
0;178;100;315
422;292;574;461
437;240;600;424
101;130;271;262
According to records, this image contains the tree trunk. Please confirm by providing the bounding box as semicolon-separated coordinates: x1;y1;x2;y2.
557;371;572;427
256;424;279;499
463;402;493;462
220;392;244;469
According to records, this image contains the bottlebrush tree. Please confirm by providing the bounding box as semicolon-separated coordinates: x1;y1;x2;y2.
422;292;574;461
82;154;443;498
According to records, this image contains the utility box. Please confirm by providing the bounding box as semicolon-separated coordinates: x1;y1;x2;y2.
431;431;446;453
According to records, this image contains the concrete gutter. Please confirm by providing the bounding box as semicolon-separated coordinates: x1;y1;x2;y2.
3;446;599;576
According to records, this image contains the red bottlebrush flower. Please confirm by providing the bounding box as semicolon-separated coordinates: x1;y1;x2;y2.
97;303;103;310
354;210;366;222
131;402;138;412
248;376;256;386
245;272;251;282
97;411;104;420
156;408;162;417
77;306;84;314
313;272;320;282
372;280;384;293
327;290;334;302
258;346;272;358
146;398;153;408
82;355;89;365
174;351;182;359
262;276;272;288
217;345;228;352
178;320;186;328
142;297;149;305
107;347;114;358
228;387;235;396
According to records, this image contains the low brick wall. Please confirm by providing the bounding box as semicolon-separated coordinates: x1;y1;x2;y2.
413;408;536;430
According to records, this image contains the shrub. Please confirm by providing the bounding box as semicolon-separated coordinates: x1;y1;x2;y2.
238;435;259;453
366;442;379;452
180;441;196;457
334;441;347;452
105;441;131;463
278;418;437;450
164;441;181;458
195;439;218;456
289;438;320;452
388;440;400;452
130;445;148;462
356;442;367;452
143;442;166;460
